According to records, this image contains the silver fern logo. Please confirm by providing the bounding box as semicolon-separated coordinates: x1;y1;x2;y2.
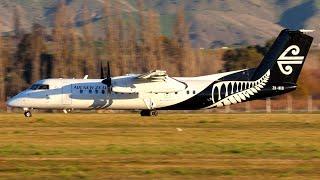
277;45;304;75
208;70;270;108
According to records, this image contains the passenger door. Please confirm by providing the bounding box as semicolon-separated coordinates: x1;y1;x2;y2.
62;82;72;105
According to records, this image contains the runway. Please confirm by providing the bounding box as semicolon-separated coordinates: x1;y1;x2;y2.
0;113;319;179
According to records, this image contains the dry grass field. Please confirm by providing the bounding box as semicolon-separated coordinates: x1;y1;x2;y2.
0;113;319;179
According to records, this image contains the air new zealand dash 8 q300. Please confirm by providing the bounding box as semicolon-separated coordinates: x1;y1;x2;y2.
7;29;314;117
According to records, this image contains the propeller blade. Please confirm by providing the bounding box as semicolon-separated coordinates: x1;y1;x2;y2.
100;61;104;79
107;61;111;79
106;61;112;87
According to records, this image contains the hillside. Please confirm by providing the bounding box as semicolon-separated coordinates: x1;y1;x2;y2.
0;0;319;47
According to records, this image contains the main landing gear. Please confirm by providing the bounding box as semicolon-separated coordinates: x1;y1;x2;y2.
140;110;158;116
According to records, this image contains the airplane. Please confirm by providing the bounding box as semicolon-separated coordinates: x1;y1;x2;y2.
6;29;313;117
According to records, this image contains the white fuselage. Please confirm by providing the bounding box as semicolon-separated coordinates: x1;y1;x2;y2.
7;71;240;111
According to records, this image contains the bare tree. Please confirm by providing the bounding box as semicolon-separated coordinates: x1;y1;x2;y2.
114;1;126;75
126;16;138;73
69;29;81;78
104;0;116;75
52;1;68;77
104;0;122;75
0;19;5;103
103;0;111;68
145;10;163;70
82;0;96;78
173;4;196;76
13;6;23;39
136;0;147;72
30;24;46;83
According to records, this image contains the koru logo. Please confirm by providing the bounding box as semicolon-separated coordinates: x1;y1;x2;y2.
277;45;304;75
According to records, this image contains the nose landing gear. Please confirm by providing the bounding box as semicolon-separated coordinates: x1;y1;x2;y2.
24;111;32;117
23;108;32;118
140;110;158;116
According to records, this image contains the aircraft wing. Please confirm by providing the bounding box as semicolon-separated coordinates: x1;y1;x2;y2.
134;70;187;93
112;70;188;94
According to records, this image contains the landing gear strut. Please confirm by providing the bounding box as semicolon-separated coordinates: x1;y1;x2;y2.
140;110;158;116
24;111;32;118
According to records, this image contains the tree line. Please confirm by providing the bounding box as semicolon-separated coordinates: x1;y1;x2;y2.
0;0;207;105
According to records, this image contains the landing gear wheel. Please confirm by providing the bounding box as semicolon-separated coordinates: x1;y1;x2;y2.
151;110;158;116
140;110;149;116
140;110;158;117
24;111;32;118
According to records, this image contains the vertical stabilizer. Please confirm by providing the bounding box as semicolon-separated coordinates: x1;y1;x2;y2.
252;29;313;85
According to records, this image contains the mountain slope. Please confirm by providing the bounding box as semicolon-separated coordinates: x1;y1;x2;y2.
0;0;319;47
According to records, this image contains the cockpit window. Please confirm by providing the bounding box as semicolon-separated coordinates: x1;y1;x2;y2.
29;84;49;90
30;84;38;90
38;85;49;90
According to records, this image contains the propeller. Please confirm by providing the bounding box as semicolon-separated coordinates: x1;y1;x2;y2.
102;61;112;92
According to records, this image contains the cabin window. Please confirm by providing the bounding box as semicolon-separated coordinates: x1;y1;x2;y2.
95;90;99;94
80;90;83;94
220;84;226;99
175;92;178;94
102;90;105;94
227;83;232;95
193;90;196;94
89;90;92;94
187;91;190;94
213;87;219;102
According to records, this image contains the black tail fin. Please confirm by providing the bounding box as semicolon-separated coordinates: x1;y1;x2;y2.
252;29;313;85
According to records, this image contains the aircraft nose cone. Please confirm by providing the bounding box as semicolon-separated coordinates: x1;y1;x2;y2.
6;98;14;107
6;97;19;107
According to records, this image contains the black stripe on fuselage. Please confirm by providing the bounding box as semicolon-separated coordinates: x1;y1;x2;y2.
159;68;293;110
160;69;252;110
